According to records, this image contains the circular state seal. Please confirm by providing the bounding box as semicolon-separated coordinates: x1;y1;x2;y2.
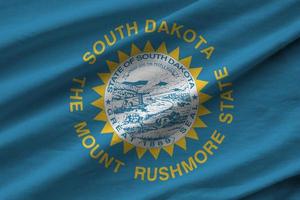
92;42;211;159
105;52;199;148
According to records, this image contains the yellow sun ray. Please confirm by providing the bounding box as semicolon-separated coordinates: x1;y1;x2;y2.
175;137;187;150
149;148;161;160
92;85;106;96
91;98;104;109
144;41;154;52
106;60;119;73
94;111;107;121
199;92;212;104
92;41;212;159
123;142;135;153
110;133;123;146
101;122;114;133
198;105;211;116
180;56;192;68
186;128;199;140
168;47;179;60
118;50;129;62
97;73;110;84
163;145;174;157
193;118;207;128
196;80;208;92
189;68;203;79
136;147;147;159
157;42;168;54
131;43;142;56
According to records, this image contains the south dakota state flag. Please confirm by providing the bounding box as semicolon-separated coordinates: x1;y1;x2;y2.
1;0;300;199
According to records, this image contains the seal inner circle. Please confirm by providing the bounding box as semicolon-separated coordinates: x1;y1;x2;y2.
105;52;198;148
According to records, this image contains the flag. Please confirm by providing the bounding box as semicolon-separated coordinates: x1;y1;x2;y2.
1;0;300;199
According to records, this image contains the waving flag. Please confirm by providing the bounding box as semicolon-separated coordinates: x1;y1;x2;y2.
1;0;300;199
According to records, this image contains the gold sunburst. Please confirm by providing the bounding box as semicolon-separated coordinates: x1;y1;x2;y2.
91;41;211;159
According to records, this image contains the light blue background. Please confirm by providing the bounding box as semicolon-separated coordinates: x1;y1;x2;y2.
0;0;300;199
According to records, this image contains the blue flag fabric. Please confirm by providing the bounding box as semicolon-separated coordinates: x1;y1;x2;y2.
1;0;300;200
